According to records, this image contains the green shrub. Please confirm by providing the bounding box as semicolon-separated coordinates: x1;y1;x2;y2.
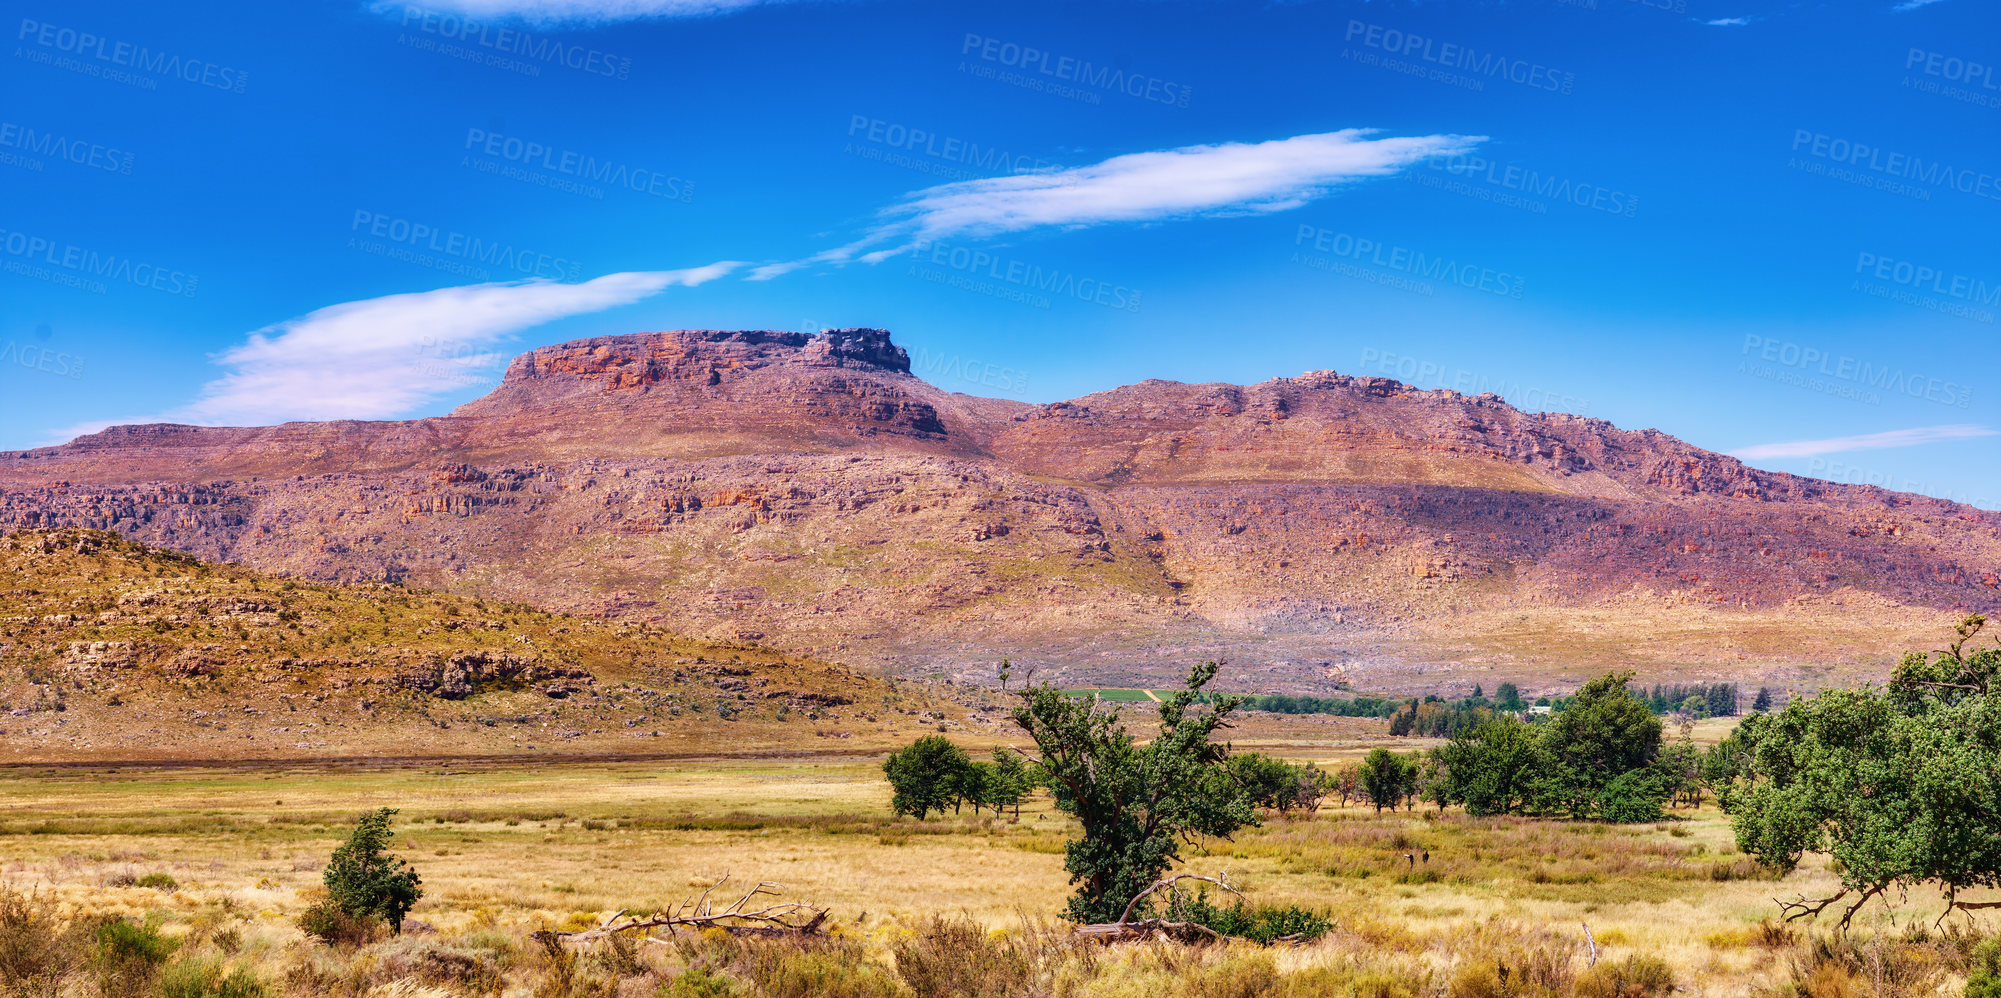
659;967;745;998
158;955;269;998
91;919;177;995
1168;891;1331;945
136;872;180;891
1968;938;2001;998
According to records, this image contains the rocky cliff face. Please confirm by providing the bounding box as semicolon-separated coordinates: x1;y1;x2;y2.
3;329;1994;693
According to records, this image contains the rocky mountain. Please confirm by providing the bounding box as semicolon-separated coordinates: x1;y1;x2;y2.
4;329;1995;694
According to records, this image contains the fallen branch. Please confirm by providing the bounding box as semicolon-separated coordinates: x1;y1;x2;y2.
540;873;828;944
1073;874;1246;944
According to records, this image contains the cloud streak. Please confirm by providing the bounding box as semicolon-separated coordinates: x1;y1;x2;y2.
751;128;1481;279
50;265;737;439
1730;424;1997;460
372;0;779;23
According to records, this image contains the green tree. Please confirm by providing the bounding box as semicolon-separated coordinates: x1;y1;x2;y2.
1751;687;1774;712
1225;752;1300;813
882;736;970;819
1437;715;1539;816
1529;671;1663;819
1006;660;1256;923
1495;682;1524;713
1359;748;1415;815
984;748;1036;818
1722;616;2001;927
323;808;422;934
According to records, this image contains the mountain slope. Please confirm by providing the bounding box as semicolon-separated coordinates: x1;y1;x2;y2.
0;528;977;763
2;329;1994;693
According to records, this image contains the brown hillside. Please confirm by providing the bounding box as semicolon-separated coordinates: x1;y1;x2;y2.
2;329;1994;694
0;528;984;763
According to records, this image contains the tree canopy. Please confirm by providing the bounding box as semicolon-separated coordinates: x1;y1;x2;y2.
1721;615;2001;927
1006;660;1256;923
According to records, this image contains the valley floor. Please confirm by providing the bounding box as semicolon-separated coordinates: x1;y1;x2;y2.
0;718;1991;997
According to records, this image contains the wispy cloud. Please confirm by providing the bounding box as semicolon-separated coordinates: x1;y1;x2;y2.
43;265;737;441
370;0;779;23
1731;424;1997;460
1891;0;1948;10
750;128;1481;279
1703;16;1753;26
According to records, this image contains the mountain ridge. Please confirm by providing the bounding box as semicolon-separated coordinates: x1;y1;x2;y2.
4;328;1994;692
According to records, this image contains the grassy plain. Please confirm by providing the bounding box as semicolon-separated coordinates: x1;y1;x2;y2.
0;714;1992;997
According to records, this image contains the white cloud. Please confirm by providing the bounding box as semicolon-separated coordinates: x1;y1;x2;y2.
1891;0;1948;10
1704;17;1752;25
371;0;777;23
1730;424;1998;460
48;265;738;438
749;128;1481;278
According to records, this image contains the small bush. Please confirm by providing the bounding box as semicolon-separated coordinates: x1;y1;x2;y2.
659;967;745;998
0;886;87;992
92;918;178;996
1574;955;1674;998
1168;891;1331;945
296;896;382;947
137;872;181;891
1966;938;2001;998
890;916;1031;998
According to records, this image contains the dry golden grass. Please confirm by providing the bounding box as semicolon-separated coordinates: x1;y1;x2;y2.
0;723;1993;997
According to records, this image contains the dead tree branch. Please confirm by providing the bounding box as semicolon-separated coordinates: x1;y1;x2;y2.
1073;874;1247;944
541;873;828;944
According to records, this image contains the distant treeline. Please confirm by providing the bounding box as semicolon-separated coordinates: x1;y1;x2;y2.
1237;679;1765;729
1636;682;1751;718
1234;694;1399;718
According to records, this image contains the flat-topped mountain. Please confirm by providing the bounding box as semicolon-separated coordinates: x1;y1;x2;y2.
4;329;1994;694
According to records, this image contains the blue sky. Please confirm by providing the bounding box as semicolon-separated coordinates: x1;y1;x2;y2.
3;0;1997;507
